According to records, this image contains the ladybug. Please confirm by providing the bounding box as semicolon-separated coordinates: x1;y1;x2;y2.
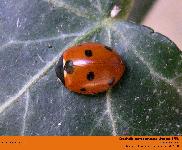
55;42;125;94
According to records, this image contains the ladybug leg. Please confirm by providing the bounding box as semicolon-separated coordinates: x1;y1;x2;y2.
108;77;115;86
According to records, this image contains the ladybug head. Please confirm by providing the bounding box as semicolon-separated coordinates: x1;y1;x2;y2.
55;55;65;85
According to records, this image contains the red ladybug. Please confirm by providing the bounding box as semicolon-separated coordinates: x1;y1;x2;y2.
55;42;125;94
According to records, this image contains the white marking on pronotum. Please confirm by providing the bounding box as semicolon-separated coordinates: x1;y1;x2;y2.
63;59;67;78
106;89;117;136
63;59;65;66
64;70;67;78
21;91;30;135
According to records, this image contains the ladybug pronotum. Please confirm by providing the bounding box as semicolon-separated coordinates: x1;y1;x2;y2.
55;42;125;94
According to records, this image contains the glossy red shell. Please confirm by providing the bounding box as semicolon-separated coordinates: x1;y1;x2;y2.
55;42;125;94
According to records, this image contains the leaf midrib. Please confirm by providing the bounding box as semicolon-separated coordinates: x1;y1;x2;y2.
110;24;182;98
0;18;112;114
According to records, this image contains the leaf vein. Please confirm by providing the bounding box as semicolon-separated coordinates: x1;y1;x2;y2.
44;0;90;19
89;111;107;135
111;26;182;97
106;90;117;136
0;24;101;114
21;91;30;135
0;55;58;114
0;32;84;51
131;48;182;96
172;73;182;81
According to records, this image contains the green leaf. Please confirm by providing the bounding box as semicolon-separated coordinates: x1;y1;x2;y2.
0;0;181;136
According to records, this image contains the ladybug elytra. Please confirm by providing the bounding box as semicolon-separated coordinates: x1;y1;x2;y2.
55;42;125;94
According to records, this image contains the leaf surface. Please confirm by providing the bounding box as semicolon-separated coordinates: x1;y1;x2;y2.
0;0;181;135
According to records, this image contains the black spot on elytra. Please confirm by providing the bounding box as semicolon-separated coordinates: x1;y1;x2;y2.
104;46;113;51
87;72;94;80
108;77;115;86
80;88;86;91
55;55;65;85
64;60;74;74
85;50;92;57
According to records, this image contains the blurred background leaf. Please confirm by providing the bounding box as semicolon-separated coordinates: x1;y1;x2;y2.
128;0;156;23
